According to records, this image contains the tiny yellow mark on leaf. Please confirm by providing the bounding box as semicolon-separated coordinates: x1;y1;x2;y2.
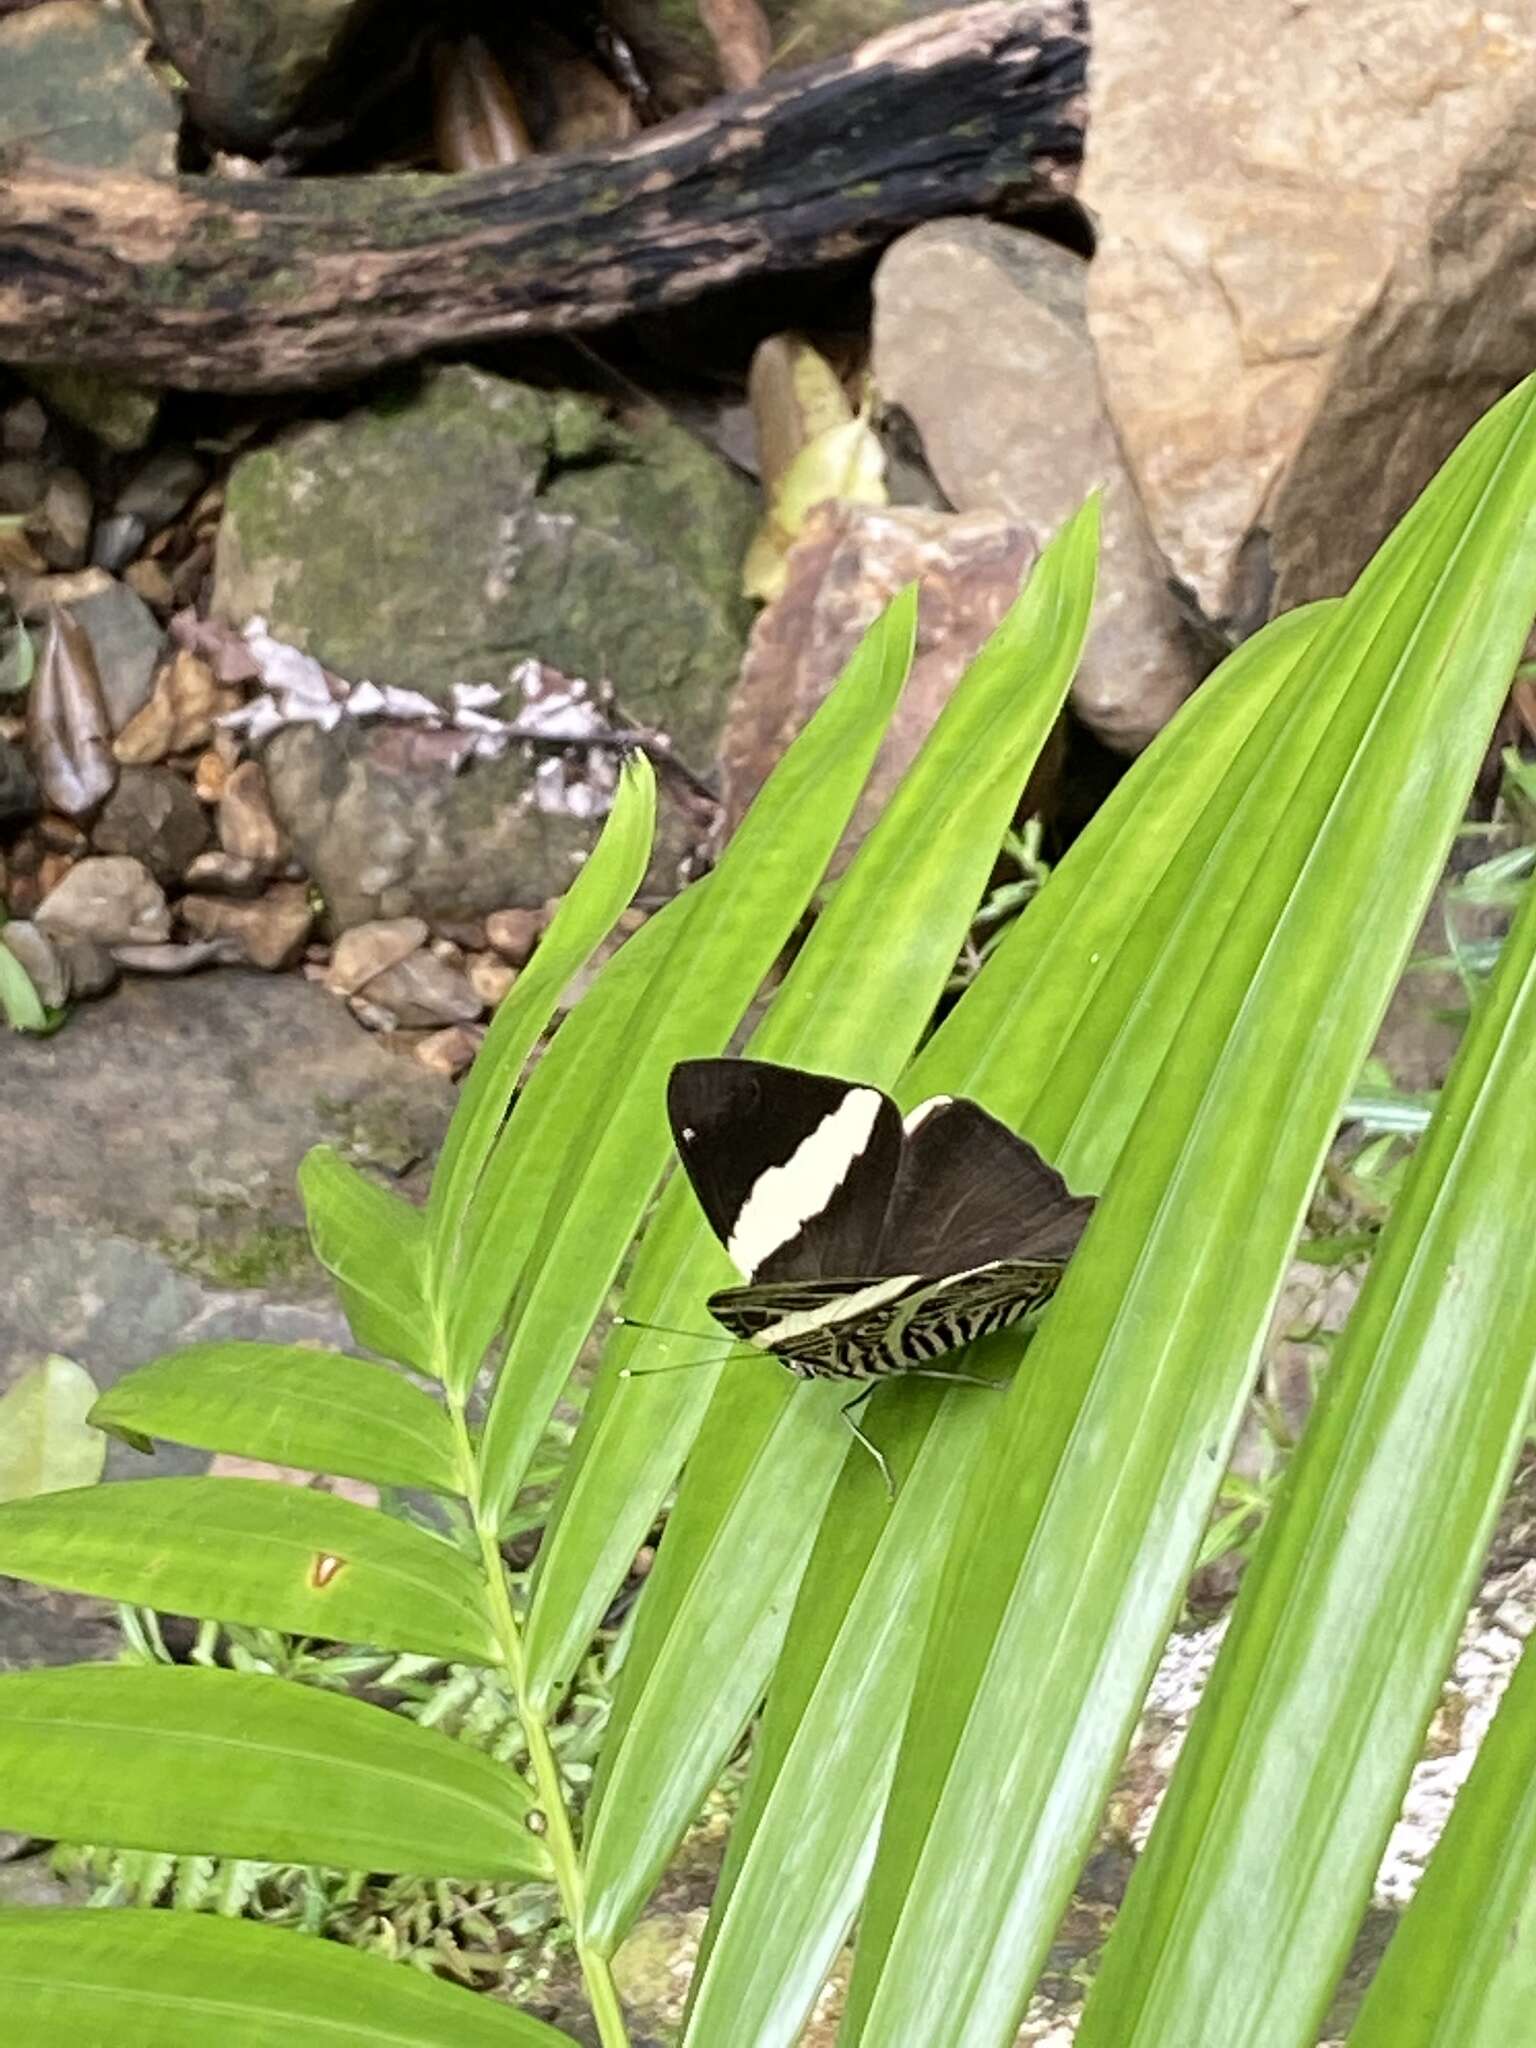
310;1553;346;1588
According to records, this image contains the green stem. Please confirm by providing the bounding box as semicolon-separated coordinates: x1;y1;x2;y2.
448;1401;630;2048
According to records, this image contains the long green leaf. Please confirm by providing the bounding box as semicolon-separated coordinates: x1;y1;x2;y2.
0;1665;549;1878
0;1480;496;1664
474;588;918;1520
0;1911;576;2046
448;880;704;1384
575;500;1101;1949
427;756;657;1352
842;373;1536;2046
1348;1635;1536;2046
298;1149;435;1376
680;601;1333;2045
90;1345;462;1495
1073;836;1536;2045
529;506;1101;1725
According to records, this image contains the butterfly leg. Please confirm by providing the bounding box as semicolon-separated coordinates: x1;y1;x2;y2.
839;1384;895;1501
899;1369;1004;1391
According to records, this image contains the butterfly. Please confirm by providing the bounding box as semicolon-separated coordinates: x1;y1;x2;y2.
661;1058;1095;1484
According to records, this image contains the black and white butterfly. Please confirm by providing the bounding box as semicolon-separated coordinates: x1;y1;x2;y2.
660;1058;1094;1475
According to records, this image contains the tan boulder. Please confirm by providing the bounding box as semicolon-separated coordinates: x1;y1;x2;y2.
873;219;1197;749
1083;0;1536;628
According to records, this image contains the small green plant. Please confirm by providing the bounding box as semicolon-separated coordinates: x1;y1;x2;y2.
2;378;1536;2048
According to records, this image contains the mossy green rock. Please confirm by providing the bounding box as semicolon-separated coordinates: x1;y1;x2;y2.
0;0;178;175
145;0;384;153
216;366;757;924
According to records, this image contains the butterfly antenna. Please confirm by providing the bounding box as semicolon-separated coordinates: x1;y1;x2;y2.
613;1313;724;1343
620;1350;757;1379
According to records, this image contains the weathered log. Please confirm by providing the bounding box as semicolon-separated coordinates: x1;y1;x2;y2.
0;2;1086;392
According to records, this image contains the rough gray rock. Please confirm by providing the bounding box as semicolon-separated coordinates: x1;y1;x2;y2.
872;220;1197;751
36;855;169;946
144;0;393;154
92;765;212;885
0;972;452;1667
47;574;165;733
214;366;755;922
0;0;179;175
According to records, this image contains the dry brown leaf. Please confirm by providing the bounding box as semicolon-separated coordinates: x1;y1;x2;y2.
432;35;534;171
26;607;115;817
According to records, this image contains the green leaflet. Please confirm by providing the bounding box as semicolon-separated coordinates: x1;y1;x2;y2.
1073;813;1536;2045
0;1665;548;1880
0;1911;576;2045
90;1344;462;1495
474;589;918;1524
681;601;1332;2047
427;756;657;1389
0;1480;497;1665
842;374;1536;2047
1347;1633;1536;2046
574;501;1101;1951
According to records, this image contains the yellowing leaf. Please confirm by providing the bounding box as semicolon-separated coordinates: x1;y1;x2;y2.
743;404;889;601
0;1357;106;1502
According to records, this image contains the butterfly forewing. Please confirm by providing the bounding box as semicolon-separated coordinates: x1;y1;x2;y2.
667;1059;902;1282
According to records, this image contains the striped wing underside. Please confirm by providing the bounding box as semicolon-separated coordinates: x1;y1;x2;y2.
708;1258;1068;1382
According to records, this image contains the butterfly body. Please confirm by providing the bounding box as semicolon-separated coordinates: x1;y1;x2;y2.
666;1059;1094;1390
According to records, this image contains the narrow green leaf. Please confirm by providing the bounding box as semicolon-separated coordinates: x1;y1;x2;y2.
0;1910;576;2046
475;587;919;1519
529;507;1102;1731
1074;849;1536;2046
842;371;1536;2048
1349;1635;1536;2047
574;501;1101;1949
448;879;704;1385
0;1356;104;1501
681;599;1337;2048
299;1149;436;1376
427;755;656;1288
0;1665;548;1878
89;1345;463;1496
0;1480;496;1664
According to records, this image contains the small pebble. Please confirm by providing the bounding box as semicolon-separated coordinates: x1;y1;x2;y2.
1;397;48;457
218;760;285;866
363;949;484;1028
326;917;429;997
486;906;543;966
179;883;314;971
123;558;175;611
112;939;227;976
114;448;207;529
192;748;230;803
36;855;170;947
39;469;92;570
183;850;265;897
414;1024;485;1078
467;951;517;1007
90;512;147;576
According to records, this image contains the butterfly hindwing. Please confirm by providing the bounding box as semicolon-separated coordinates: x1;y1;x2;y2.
667;1059;902;1283
876;1096;1095;1275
